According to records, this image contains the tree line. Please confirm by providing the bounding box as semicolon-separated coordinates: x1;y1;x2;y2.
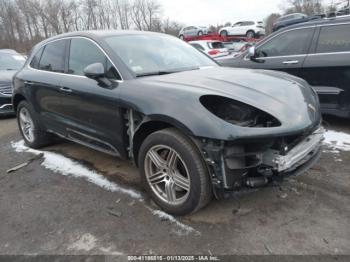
0;0;346;53
0;0;183;52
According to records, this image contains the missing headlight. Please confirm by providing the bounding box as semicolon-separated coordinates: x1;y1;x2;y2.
200;95;281;127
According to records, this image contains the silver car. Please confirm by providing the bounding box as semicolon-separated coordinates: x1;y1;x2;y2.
179;26;208;39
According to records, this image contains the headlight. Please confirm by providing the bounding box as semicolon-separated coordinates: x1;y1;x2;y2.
200;95;281;128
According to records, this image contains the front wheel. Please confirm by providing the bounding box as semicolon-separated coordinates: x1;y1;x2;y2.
220;30;228;37
138;128;212;215
197;31;203;36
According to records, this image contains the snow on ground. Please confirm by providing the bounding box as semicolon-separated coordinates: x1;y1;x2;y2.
151;209;201;236
323;130;350;152
11;140;142;199
11;140;198;235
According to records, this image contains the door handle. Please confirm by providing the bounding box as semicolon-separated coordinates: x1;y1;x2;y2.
283;60;299;65
59;87;72;93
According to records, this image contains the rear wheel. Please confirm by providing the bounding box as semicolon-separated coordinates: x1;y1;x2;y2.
246;30;255;38
197;31;203;36
220;30;228;37
17;100;53;148
179;34;184;40
138;128;212;215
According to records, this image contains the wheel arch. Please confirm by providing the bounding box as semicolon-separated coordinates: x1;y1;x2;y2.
246;29;255;35
132;116;195;166
12;93;27;113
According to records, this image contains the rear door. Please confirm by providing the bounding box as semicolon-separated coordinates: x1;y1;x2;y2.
26;39;68;132
238;27;315;77
58;37;126;156
240;21;254;35
230;22;242;35
301;23;350;116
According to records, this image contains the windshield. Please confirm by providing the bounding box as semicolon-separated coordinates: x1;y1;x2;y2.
104;34;217;76
0;53;25;70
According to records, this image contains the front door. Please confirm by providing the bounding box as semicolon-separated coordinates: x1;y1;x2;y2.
238;27;316;77
58;37;126;157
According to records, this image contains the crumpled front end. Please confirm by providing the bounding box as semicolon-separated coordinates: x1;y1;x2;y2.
199;125;324;198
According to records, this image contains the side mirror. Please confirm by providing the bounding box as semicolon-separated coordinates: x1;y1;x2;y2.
83;63;105;79
83;62;116;89
248;46;256;58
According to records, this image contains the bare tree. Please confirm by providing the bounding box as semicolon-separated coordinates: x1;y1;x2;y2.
0;0;260;52
265;13;281;34
285;0;324;15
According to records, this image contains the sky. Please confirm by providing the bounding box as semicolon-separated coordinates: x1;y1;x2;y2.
159;0;284;26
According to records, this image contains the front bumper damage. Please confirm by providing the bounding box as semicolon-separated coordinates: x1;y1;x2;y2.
200;126;325;198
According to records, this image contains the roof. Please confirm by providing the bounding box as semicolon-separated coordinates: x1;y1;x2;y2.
38;30;167;46
280;15;350;31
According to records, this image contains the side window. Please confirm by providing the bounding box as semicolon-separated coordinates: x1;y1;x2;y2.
316;25;350;53
241;21;254;26
68;38;121;80
30;47;44;69
256;28;313;57
39;40;67;72
190;43;205;51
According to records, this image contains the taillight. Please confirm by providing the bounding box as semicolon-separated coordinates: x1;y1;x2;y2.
208;49;220;55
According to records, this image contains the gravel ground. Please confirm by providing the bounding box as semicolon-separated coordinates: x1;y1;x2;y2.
0;115;349;257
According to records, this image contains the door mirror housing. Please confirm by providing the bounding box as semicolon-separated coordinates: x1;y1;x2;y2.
83;62;116;89
248;46;264;63
83;63;105;79
248;46;256;58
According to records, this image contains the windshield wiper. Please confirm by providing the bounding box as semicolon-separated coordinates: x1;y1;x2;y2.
136;71;174;77
136;67;200;78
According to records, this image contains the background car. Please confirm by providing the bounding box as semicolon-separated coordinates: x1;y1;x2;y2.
272;13;311;32
179;26;209;39
0;49;25;116
220;16;350;119
219;21;265;38
189;40;230;58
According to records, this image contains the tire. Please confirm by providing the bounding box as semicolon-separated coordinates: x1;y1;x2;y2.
138;128;212;215
246;30;255;38
179;35;184;40
220;30;228;37
17;100;53;149
197;31;203;36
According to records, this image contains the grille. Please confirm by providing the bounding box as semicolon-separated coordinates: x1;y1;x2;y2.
0;83;12;96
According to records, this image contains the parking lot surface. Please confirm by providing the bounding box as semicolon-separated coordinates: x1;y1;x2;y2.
0;116;349;255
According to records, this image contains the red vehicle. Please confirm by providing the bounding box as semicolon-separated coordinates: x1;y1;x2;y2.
181;33;261;43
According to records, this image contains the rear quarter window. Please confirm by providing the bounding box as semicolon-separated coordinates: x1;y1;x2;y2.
39;40;67;73
316;24;350;53
30;47;44;69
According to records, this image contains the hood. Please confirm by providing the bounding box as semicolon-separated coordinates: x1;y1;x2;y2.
0;70;17;83
140;67;320;132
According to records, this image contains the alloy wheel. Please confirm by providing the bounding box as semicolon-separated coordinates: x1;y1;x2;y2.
19;107;35;142
144;145;191;205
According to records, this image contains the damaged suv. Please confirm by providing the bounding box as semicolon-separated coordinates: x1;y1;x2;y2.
13;31;324;215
